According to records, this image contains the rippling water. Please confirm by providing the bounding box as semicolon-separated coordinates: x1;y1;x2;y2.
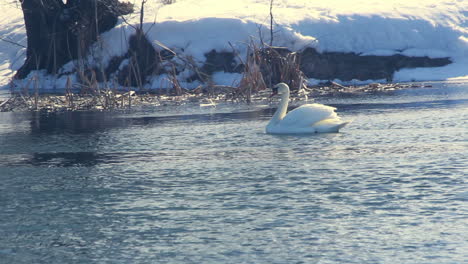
1;83;467;263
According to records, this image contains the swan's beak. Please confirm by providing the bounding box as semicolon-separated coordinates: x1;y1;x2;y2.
270;87;278;97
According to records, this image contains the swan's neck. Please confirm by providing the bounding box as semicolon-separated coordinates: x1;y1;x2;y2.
270;91;289;124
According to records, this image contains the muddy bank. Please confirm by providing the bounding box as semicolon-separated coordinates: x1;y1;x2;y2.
299;48;451;82
18;35;450;90
197;47;451;83
115;42;451;85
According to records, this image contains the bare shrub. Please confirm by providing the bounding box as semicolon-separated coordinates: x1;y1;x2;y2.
160;0;176;5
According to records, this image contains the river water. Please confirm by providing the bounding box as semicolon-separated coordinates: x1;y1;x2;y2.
0;83;467;263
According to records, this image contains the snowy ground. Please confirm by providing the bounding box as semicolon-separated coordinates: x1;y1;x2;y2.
1;0;467;90
0;1;26;89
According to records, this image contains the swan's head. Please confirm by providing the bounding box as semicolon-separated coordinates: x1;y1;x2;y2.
271;83;290;97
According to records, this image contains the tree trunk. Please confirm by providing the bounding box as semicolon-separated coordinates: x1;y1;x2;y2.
15;0;133;79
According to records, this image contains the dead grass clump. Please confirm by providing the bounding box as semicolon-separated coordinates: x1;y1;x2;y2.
230;41;307;103
258;47;307;91
231;41;267;103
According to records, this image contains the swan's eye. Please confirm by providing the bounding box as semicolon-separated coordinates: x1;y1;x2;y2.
270;87;278;97
272;87;278;94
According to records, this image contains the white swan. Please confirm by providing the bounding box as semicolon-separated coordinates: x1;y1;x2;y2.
266;83;349;134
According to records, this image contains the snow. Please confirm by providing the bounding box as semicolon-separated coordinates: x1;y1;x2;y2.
1;0;467;90
212;72;243;87
0;1;26;88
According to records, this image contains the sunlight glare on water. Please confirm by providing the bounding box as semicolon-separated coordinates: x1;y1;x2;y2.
0;83;467;263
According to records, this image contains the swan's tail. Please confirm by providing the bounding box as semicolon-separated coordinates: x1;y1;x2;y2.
314;119;351;133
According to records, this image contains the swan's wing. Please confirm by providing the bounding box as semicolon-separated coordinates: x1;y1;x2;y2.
280;103;339;127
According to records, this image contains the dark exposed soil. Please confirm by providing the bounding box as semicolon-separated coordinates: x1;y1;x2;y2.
299;48;451;82
196;47;451;84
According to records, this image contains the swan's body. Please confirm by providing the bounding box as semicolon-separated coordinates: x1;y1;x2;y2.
266;83;349;134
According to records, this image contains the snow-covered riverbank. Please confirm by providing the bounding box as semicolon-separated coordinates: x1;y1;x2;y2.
1;0;467;90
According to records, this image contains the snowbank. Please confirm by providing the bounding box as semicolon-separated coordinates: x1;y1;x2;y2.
1;0;467;89
0;2;27;88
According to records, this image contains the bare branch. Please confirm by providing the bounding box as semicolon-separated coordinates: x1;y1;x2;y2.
270;0;274;46
140;0;147;31
0;37;26;48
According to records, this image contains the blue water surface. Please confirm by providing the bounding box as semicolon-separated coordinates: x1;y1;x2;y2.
0;83;467;264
